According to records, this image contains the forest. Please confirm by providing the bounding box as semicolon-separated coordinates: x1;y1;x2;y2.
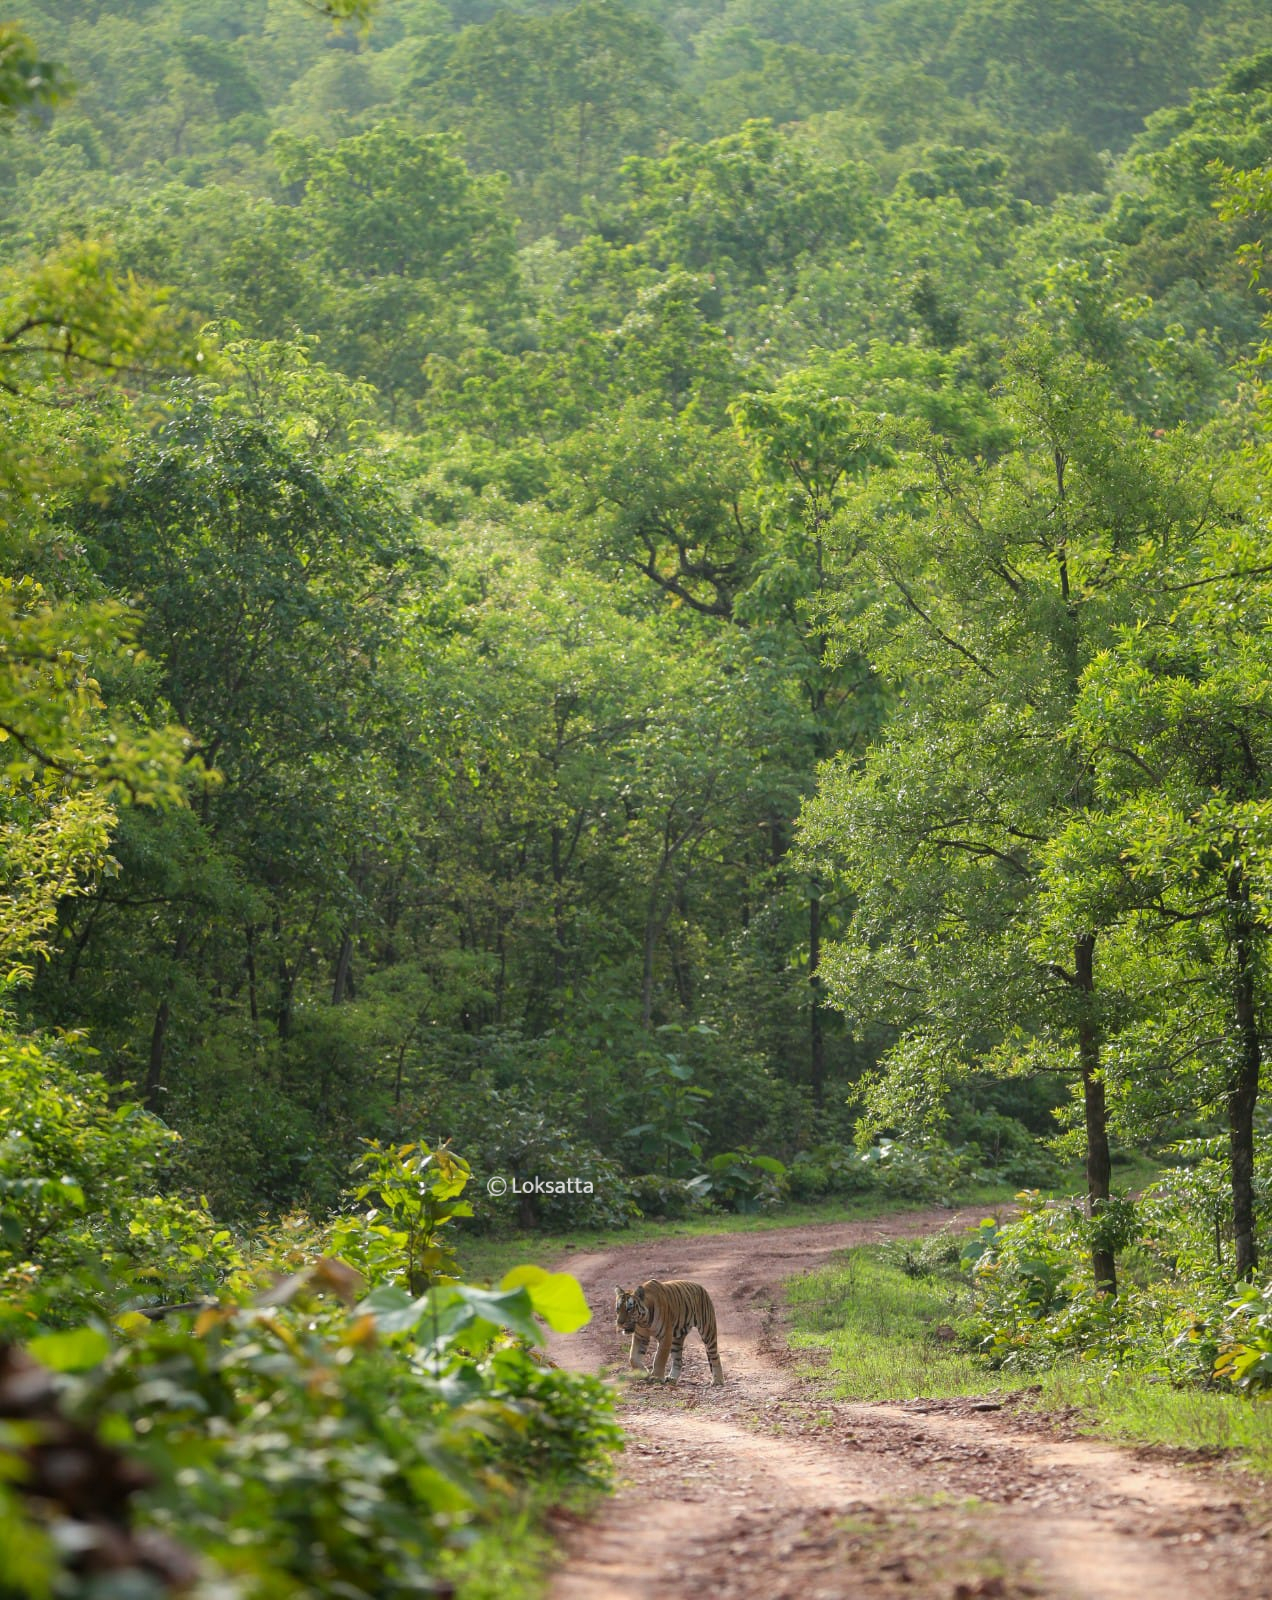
4;0;1272;1595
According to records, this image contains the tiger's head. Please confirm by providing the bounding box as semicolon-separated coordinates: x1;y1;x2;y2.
614;1284;647;1333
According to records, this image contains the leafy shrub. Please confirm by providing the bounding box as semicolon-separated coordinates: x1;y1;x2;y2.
1214;1282;1272;1394
858;1137;983;1201
4;1140;622;1600
1140;1139;1272;1284
957;1110;1064;1187
788;1142;875;1199
962;1193;1142;1369
882;1226;966;1278
329;1138;472;1293
690;1148;788;1213
447;1089;640;1230
621;1045;712;1177
626;1172;706;1219
163;1027;360;1219
0;1020;239;1330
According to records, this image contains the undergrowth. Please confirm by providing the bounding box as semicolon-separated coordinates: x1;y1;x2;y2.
787;1217;1272;1475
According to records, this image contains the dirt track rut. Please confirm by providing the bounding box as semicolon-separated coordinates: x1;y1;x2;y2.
544;1210;1272;1600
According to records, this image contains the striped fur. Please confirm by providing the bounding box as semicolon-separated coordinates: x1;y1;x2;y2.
614;1279;724;1386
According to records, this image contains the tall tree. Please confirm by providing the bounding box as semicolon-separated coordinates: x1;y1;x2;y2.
799;335;1217;1290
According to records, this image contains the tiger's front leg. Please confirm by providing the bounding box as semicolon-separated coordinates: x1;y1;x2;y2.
651;1329;674;1382
629;1330;650;1372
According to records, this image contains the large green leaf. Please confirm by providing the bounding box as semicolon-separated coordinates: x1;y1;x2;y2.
500;1266;591;1333
27;1326;111;1372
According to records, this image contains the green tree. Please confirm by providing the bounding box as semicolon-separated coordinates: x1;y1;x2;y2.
1041;400;1272;1278
800;337;1218;1291
273;120;522;416
415;0;677;228
42;397;417;1134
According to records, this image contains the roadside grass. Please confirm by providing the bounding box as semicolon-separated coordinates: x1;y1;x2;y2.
444;1487;606;1600
444;1509;554;1600
1038;1365;1272;1473
456;1181;1020;1286
787;1248;1005;1401
787;1245;1272;1475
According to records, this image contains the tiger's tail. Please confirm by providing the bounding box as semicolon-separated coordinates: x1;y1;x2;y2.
698;1291;724;1386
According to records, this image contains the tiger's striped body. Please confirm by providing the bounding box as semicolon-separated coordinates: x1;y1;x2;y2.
614;1279;724;1386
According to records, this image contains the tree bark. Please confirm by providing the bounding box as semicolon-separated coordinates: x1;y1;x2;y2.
551;821;567;998
245;924;259;1025
145;926;190;1112
145;997;170;1112
331;930;354;1005
1229;868;1261;1280
1074;932;1116;1294
809;892;826;1107
641;898;659;1031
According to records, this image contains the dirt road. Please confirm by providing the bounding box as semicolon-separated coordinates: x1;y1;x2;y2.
544;1210;1272;1600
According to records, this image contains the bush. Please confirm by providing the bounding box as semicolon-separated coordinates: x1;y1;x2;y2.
957;1110;1064;1187
1214;1282;1272;1394
691;1148;788;1213
882;1226;966;1278
4;1138;623;1600
859;1137;984;1201
962;1193;1143;1370
788;1142;875;1199
436;1087;641;1231
0;1019;238;1331
1140;1139;1272;1285
626;1172;706;1219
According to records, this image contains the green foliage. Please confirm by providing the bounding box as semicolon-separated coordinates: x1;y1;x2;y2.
6;14;1272;1563
787;1142;876;1201
788;1240;1272;1468
0;1017;241;1332
330;1139;474;1293
1214;1283;1272;1393
0;23;65;126
41;1267;615;1600
2;1123;620;1599
858;1139;985;1203
956;1110;1065;1187
452;1089;640;1230
691;1147;788;1213
623;1048;712;1177
624;1171;705;1218
958;1178;1272;1391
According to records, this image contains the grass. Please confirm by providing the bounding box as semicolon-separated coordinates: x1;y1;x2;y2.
444;1510;555;1600
787;1243;1272;1475
444;1486;607;1600
455;1181;1020;1286
788;1247;1007;1401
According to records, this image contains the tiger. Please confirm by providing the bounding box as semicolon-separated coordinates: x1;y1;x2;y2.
614;1279;724;1386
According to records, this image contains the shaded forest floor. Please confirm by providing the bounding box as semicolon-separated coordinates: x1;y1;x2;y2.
544;1212;1272;1600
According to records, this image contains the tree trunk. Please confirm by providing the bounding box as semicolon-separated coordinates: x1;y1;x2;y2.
809;891;826;1107
145;998;170;1112
641;900;658;1031
276;946;294;1040
145;927;190;1112
66;897;105;985
1229;871;1261;1280
1075;932;1116;1294
245;924;259;1025
331;930;354;1005
551;821;567;999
